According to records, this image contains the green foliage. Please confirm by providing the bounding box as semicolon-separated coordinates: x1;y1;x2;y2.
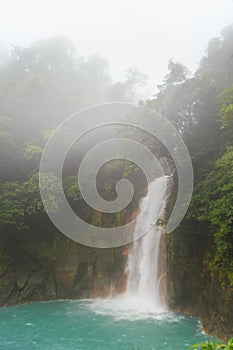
0;246;11;276
186;145;233;294
163;58;190;86
0;172;62;228
23;233;69;263
0;182;26;228
63;176;80;201
24;143;42;161
37;173;63;214
190;338;233;350
189;146;233;269
217;85;233;130
132;339;233;350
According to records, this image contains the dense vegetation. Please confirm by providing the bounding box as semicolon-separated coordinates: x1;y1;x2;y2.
143;24;233;339
145;24;233;293
0;37;147;274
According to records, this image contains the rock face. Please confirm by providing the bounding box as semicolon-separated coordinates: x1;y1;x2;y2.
166;224;233;342
0;164;146;307
0;203;136;307
0;239;127;306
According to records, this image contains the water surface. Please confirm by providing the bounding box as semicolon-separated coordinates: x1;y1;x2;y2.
0;299;214;350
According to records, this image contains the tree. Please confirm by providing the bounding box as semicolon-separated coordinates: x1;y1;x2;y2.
108;66;147;102
217;85;233;130
164;58;190;85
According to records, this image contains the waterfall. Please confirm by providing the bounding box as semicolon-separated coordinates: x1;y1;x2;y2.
124;177;167;313
86;177;167;319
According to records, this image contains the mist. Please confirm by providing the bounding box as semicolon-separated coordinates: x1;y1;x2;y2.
1;0;233;95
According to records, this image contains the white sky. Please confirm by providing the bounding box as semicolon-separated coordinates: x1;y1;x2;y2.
0;0;233;94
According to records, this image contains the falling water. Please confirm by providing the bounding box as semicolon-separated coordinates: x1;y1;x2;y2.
125;177;167;313
80;177;168;319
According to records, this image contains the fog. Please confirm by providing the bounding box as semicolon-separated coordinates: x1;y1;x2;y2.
1;0;233;95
